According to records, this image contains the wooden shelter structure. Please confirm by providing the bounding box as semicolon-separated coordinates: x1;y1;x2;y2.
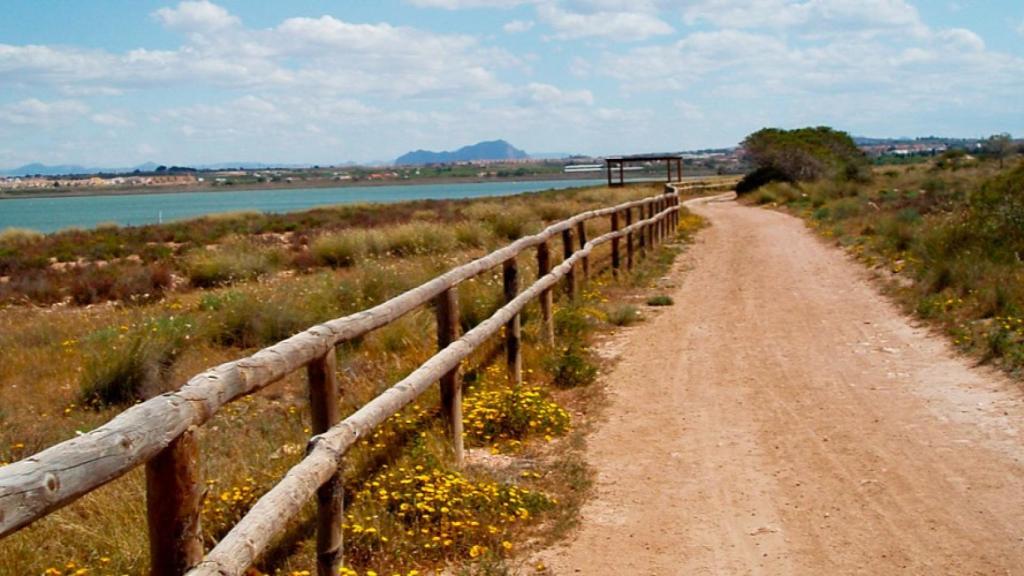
605;154;684;187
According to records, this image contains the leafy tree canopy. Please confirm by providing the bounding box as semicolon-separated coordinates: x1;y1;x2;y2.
741;126;869;185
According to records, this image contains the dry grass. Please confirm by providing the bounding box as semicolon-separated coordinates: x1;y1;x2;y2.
0;182;677;575
757;159;1024;374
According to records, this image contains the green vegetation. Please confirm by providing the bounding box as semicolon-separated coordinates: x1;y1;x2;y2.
646;295;674;306
605;304;642;326
0;182;704;576
738;126;869;194
0;186;614;306
749;154;1024;374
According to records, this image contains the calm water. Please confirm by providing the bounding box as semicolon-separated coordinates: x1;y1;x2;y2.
0;179;604;233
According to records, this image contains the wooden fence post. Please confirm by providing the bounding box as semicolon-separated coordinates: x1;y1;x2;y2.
561;228;576;300
611;210;620;277
659;198;667;240
625;207;634;271
536;241;554;346
503;259;522;387
308;351;343;576
655;198;663;240
435;288;463;463
577;221;589;283
647;200;655;248
146;430;203;576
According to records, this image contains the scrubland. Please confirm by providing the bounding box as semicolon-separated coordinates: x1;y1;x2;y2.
0;182;705;575
749;157;1024;375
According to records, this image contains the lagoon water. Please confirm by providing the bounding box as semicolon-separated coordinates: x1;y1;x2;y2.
0;178;604;233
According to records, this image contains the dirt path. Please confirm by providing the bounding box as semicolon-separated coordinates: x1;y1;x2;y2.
534;195;1024;575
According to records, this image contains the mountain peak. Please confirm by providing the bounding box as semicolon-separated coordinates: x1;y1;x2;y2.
395;140;528;166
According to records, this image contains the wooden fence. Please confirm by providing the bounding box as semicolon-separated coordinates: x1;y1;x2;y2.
0;180;730;575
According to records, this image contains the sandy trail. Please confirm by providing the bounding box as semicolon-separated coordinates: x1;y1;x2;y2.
534;196;1024;575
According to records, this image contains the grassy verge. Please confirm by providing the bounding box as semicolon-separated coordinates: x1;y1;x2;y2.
0;183;705;575
744;158;1024;375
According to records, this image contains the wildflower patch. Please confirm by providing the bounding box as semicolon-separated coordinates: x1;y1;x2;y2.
463;386;571;449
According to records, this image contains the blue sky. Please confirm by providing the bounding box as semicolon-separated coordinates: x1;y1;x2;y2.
0;0;1021;168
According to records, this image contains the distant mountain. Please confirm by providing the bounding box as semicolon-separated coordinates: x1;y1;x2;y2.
1;163;94;177
0;161;316;177
395;140;529;166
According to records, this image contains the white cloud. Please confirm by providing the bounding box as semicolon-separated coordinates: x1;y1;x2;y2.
674;101;705;121
0;99;89;127
537;4;673;41
520;82;594;107
503;19;535;33
153;0;239;31
682;0;927;36
1015;19;1024;37
599;16;1024;132
91;112;133;127
0;5;519;99
936;28;984;51
406;0;536;8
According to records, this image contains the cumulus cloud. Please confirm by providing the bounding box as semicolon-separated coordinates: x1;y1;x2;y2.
599;12;1024;132
520;82;594;107
90;112;133;127
0;98;89;127
682;0;927;36
503;19;535;33
537;4;673;41
153;0;239;31
0;4;518;99
406;0;536;8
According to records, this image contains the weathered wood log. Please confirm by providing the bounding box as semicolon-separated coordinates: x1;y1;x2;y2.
503;259;522;387
0;188;683;541
146;428;203;576
435;287;463;464
577;221;589;282
561;229;575;299
625;207;634;270
185;206;673;576
659;199;667;240
647;202;656;248
611;210;620;276
307;351;342;576
536;242;554;347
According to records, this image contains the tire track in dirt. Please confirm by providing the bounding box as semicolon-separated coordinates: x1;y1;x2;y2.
533;195;1024;575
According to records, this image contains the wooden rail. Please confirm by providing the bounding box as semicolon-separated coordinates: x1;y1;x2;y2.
0;179;734;575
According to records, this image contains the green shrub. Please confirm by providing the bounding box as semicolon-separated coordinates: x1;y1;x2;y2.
606;304;642;326
755;190;778;205
184;239;279;287
453;221;494;248
736;166;793;195
830;198;862;220
312;231;364;268
544;343;598;389
646;295;674;306
202;291;315;349
457;274;503;332
69;262;173;305
79;316;190;406
0;227;43;245
545;305;599;388
381;222;457;256
462;386;571;445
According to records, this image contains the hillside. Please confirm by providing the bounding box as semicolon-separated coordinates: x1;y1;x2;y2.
395;139;528;165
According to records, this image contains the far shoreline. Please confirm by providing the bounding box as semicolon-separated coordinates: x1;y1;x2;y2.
0;172;619;201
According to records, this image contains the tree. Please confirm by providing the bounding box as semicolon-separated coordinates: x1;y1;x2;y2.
983;133;1014;168
737;126;869;193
